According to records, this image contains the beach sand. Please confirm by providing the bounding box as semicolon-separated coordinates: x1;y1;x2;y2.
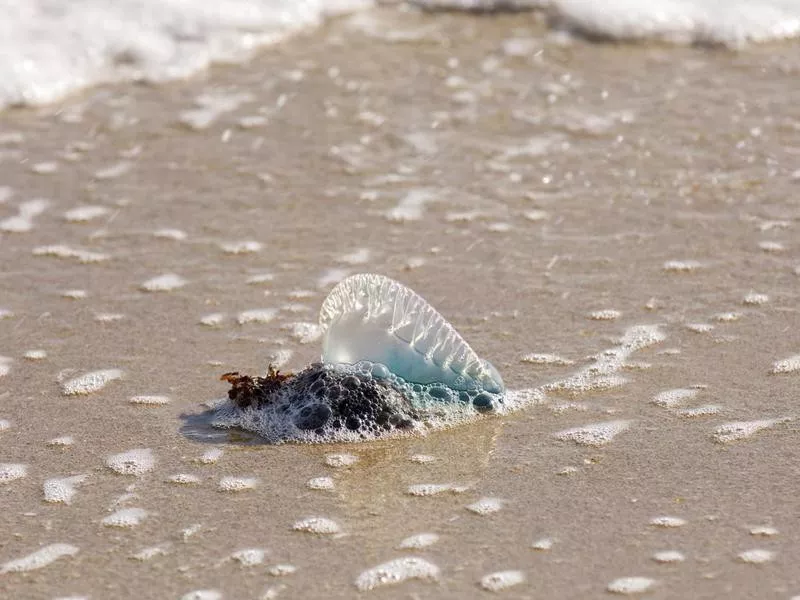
0;7;799;599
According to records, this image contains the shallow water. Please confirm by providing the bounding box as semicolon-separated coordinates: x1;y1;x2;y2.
0;6;799;599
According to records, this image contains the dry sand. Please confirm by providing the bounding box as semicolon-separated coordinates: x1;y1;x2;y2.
0;7;799;599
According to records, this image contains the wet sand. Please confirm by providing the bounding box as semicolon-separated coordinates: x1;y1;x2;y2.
1;7;799;599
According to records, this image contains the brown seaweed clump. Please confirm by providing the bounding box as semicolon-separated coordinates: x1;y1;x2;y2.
220;365;293;409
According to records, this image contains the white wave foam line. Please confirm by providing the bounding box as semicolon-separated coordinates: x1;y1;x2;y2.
550;0;800;48
0;0;372;111
0;543;79;573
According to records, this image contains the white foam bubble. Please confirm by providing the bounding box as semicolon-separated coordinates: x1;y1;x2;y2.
771;355;800;374
743;292;769;305
399;533;439;549
713;312;742;322
47;435;75;447
198;448;224;464
355;557;440;591
43;475;87;504
758;240;784;252
520;353;574;366
95;313;125;322
0;199;50;233
247;273;275;285
589;309;621;321
141;273;187;292
713;418;790;443
219;476;259;492
282;322;322;344
653;550;685;563
466;497;504;515
62;369;123;395
153;228;188;241
292;517;341;534
168;473;201;485
238;309;277;325
0;463;27;484
338;248;371;265
652;388;699;408
106;448;155;476
386;189;436;222
480;570;526;592
749;525;779;536
199;313;225;327
231;548;267;567
220;240;263;254
649;516;686;528
31;162;58;174
554;420;631;446
94;161;132;180
0;309;14;320
0;543;79;573
676;405;722;417
325;453;358;468
64;205;111;222
531;537;554;551
132;545;170;561
686;323;714;334
180;591;222;600
0;419;10;432
33;244;109;263
61;289;88;300
268;564;297;576
307;477;335;491
663;259;702;273
407;483;468;497
129;395;170;406
737;549;775;564
102;507;148;528
409;454;436;464
182;524;203;541
0;356;11;378
607;577;655;595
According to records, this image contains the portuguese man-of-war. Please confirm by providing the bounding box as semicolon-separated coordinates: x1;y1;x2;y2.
212;273;507;443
